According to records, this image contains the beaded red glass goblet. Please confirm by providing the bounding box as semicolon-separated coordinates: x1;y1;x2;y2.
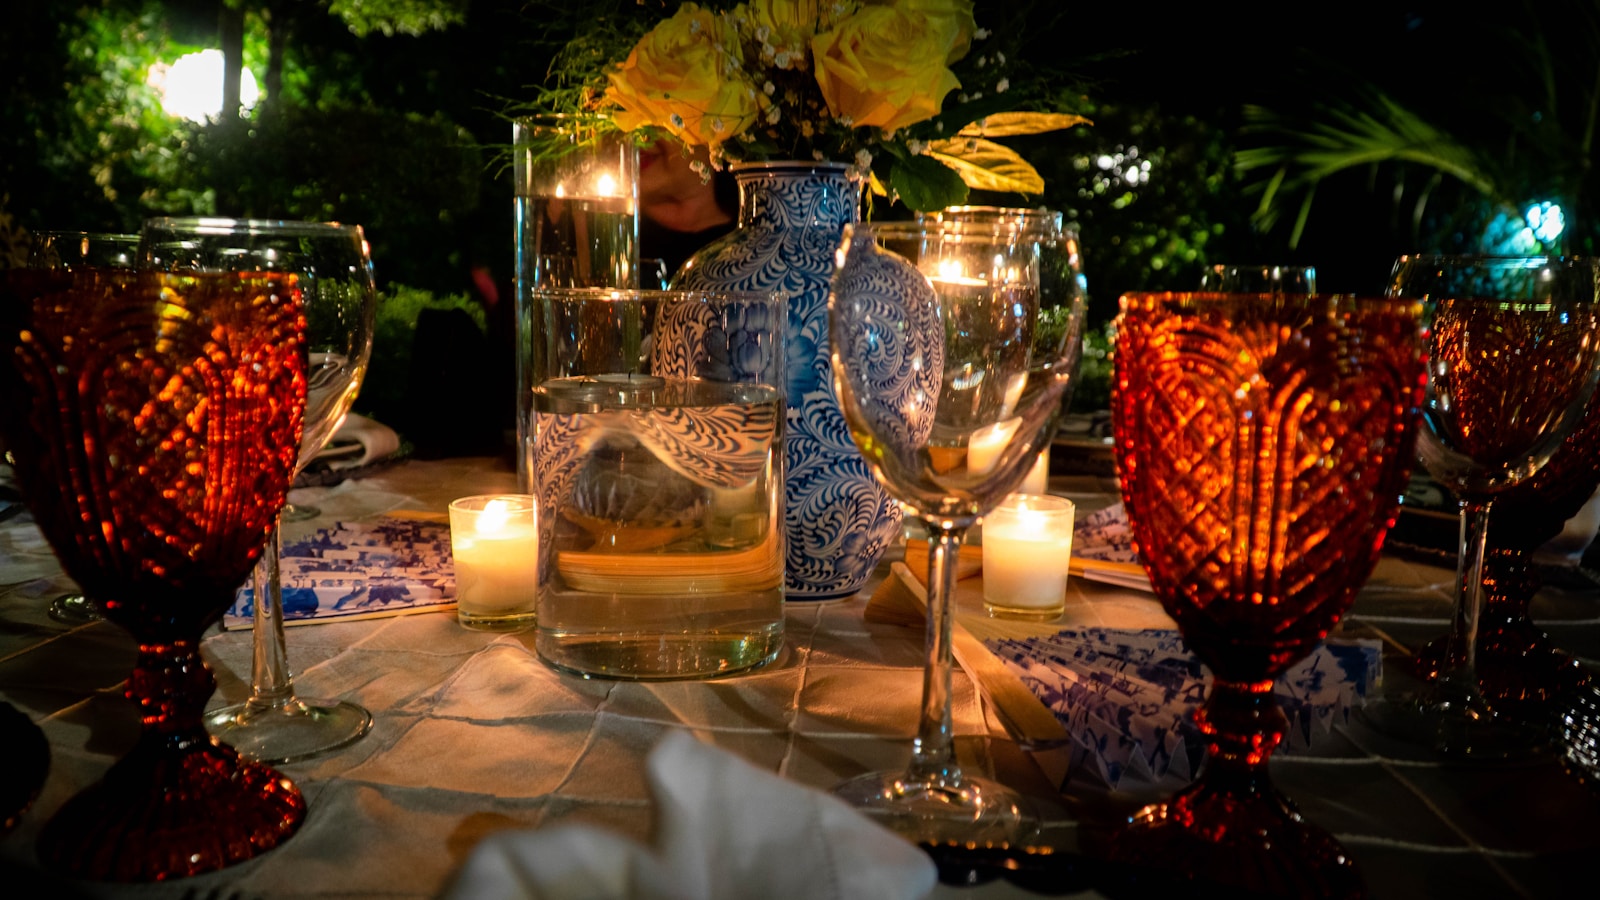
1107;293;1425;896
0;267;308;880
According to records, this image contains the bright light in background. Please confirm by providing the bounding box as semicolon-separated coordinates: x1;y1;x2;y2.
1526;202;1565;244
147;49;259;123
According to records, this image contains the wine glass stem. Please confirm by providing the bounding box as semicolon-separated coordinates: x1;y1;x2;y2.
908;523;966;786
248;520;297;710
1199;678;1284;794
130;640;213;742
1446;499;1493;683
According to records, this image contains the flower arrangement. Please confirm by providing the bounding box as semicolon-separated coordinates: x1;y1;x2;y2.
521;0;1087;211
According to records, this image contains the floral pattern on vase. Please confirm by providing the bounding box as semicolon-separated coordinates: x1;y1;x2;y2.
675;161;899;599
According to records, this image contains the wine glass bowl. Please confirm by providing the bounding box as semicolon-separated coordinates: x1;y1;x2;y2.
1106;292;1426;896
143;217;377;764
0;267;308;879
828;216;1085;843
1378;255;1600;753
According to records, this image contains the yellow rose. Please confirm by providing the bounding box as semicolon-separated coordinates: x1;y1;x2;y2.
865;0;975;63
811;6;961;133
737;0;857;43
605;4;757;146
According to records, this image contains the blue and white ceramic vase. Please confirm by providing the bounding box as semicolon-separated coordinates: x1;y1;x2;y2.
675;161;901;600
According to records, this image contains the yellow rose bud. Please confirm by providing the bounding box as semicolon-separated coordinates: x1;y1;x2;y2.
864;0;975;63
811;6;961;133
605;3;757;146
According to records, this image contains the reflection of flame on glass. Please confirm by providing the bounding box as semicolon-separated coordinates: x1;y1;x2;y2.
478;498;514;535
1002;373;1027;416
596;174;616;196
968;418;1022;474
936;258;982;284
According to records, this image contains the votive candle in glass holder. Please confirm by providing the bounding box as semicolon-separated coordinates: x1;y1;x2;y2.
982;494;1075;619
449;494;539;632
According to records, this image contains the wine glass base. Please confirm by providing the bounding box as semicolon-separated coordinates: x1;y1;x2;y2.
279;501;319;523
1105;782;1363;899
1359;693;1547;760
833;770;1029;845
46;593;101;625
206;697;373;765
1413;627;1593;719
36;738;304;881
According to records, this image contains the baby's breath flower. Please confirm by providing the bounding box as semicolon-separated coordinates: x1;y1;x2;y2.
774;51;792;68
800;119;814;136
812;149;825;161
763;81;776;96
837;115;852;127
908;138;928;154
974;27;990;39
976;56;986;68
855;148;872;168
767;106;782;124
996;52;1006;65
996;78;1009;93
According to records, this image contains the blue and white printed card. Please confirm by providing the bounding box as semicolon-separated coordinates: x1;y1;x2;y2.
223;516;455;630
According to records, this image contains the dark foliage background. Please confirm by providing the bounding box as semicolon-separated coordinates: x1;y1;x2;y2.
3;0;1591;444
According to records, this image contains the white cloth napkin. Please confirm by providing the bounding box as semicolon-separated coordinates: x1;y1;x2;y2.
440;730;937;900
316;412;402;470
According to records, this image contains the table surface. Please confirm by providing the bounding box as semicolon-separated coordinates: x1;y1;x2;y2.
2;456;1598;898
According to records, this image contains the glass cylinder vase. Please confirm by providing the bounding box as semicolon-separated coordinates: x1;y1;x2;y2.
512;117;640;492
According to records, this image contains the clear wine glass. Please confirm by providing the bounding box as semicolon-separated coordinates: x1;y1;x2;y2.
1371;255;1600;756
1199;263;1318;294
1;265;308;879
24;231;140;625
828;216;1085;843
143;217;377;763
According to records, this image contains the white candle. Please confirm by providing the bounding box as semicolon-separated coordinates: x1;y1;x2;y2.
1022;450;1049;495
449;494;538;631
982;494;1075;618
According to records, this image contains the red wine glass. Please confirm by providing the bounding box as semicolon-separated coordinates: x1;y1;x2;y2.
1107;293;1425;896
0;267;308;880
1374;255;1600;755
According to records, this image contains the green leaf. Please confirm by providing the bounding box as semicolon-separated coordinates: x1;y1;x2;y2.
891;156;969;212
957;112;1091;136
927;138;1044;194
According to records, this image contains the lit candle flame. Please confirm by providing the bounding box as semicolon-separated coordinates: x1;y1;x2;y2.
596;173;616;196
477;498;514;535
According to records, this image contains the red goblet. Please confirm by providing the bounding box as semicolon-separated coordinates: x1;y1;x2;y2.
1106;293;1425;896
0;267;308;880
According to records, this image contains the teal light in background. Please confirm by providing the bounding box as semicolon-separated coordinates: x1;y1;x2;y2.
1526;201;1565;244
